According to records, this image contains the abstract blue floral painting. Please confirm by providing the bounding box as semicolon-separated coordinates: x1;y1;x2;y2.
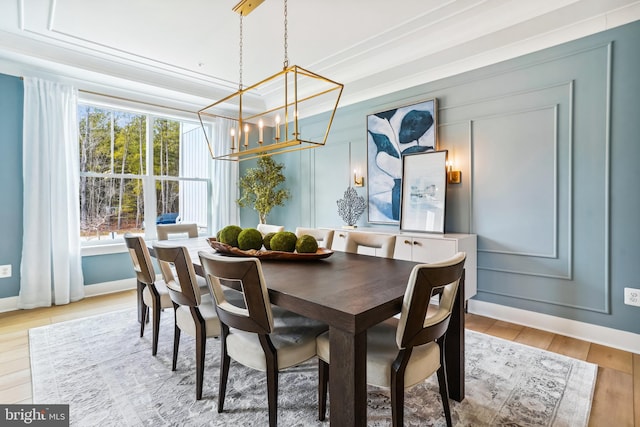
367;98;437;224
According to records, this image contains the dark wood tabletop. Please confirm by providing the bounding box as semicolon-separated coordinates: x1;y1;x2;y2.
146;237;465;426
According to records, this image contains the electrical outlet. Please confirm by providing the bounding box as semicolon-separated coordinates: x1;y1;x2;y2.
624;287;640;307
0;264;11;278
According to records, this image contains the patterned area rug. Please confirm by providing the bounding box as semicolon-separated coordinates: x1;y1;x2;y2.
29;309;596;426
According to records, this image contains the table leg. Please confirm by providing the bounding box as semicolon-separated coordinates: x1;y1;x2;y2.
329;326;367;426
445;270;465;401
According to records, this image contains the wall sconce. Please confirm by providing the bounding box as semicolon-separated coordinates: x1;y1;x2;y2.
447;161;461;184
353;169;364;187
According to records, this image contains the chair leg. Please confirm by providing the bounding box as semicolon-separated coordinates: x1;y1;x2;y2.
140;303;148;338
390;375;404;427
437;364;453;427
436;339;453;427
151;298;161;356
258;334;279;427
172;305;180;371
218;325;230;413
390;349;410;427
194;313;206;401
318;359;329;421
266;360;278;427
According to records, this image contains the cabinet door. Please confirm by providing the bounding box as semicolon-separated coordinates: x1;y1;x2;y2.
394;238;414;261
332;231;348;252
411;237;457;263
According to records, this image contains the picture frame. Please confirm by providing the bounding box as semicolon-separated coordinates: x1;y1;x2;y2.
400;150;447;233
366;98;437;224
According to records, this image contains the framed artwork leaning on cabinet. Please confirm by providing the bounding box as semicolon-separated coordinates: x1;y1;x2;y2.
400;150;447;233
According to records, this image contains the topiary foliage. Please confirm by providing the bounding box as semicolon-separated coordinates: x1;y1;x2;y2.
237;157;291;225
269;231;297;252
263;232;276;250
237;228;264;250
296;235;319;253
218;225;243;247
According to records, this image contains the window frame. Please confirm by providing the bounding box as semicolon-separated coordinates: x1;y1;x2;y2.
78;100;213;250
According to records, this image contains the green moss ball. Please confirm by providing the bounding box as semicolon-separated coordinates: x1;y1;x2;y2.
263;232;276;250
269;231;297;252
218;225;243;247
237;228;264;250
296;235;319;253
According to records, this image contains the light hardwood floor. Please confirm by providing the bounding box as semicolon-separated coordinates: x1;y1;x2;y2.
0;290;638;426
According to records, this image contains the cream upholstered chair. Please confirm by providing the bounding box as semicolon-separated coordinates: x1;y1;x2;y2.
317;252;466;427
256;223;284;236
157;223;198;240
295;227;335;249
124;234;173;356
152;244;242;400
344;231;396;258
198;252;327;427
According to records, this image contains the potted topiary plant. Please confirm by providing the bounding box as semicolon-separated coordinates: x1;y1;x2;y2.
237;156;291;224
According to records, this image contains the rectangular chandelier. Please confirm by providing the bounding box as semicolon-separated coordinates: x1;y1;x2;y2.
197;0;343;162
198;65;343;161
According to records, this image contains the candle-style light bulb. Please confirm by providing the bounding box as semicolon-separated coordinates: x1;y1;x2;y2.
244;124;249;147
275;115;281;140
258;119;264;144
230;128;235;150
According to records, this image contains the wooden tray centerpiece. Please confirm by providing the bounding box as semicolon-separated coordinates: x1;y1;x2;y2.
207;238;334;261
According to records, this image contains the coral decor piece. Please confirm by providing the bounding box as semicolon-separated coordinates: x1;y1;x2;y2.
336;187;366;227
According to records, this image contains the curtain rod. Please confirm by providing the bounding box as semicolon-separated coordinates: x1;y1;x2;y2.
19;76;198;115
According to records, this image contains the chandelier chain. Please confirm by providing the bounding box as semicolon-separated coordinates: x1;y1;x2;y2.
283;0;288;68
239;13;243;90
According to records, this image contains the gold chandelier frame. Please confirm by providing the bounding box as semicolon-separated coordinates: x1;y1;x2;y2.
197;0;343;161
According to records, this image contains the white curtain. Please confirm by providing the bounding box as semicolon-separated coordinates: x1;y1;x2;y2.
211;118;239;232
19;77;84;308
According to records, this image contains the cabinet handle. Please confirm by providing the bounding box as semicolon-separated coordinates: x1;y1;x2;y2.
338;233;346;238
404;240;411;245
413;241;420;246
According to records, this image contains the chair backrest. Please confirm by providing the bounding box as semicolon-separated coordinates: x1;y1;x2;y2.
157;223;199;240
295;227;335;249
198;252;273;335
153;244;202;307
124;234;156;285
396;252;466;349
344;231;396;258
256;224;284;236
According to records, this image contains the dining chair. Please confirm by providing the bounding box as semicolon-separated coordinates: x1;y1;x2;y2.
295;227;335;249
256;223;285;236
152;244;242;400
198;252;327;427
317;252;466;427
344;231;396;258
157;223;199;240
124;234;173;356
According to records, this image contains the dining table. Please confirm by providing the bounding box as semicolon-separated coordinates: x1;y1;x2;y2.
145;237;465;426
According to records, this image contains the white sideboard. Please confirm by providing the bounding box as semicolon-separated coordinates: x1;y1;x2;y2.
331;228;477;300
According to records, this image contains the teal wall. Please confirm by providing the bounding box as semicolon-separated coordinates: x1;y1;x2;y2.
243;20;640;335
0;74;23;299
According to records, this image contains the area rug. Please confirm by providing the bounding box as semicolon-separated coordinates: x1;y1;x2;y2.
29;309;596;426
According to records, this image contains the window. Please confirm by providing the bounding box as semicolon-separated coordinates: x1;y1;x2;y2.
78;104;211;242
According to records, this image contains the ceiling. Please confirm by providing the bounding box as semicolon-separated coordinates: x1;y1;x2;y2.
0;0;639;116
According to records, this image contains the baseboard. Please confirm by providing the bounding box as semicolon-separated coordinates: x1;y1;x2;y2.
468;299;640;354
83;278;137;297
0;279;137;313
0;296;19;313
